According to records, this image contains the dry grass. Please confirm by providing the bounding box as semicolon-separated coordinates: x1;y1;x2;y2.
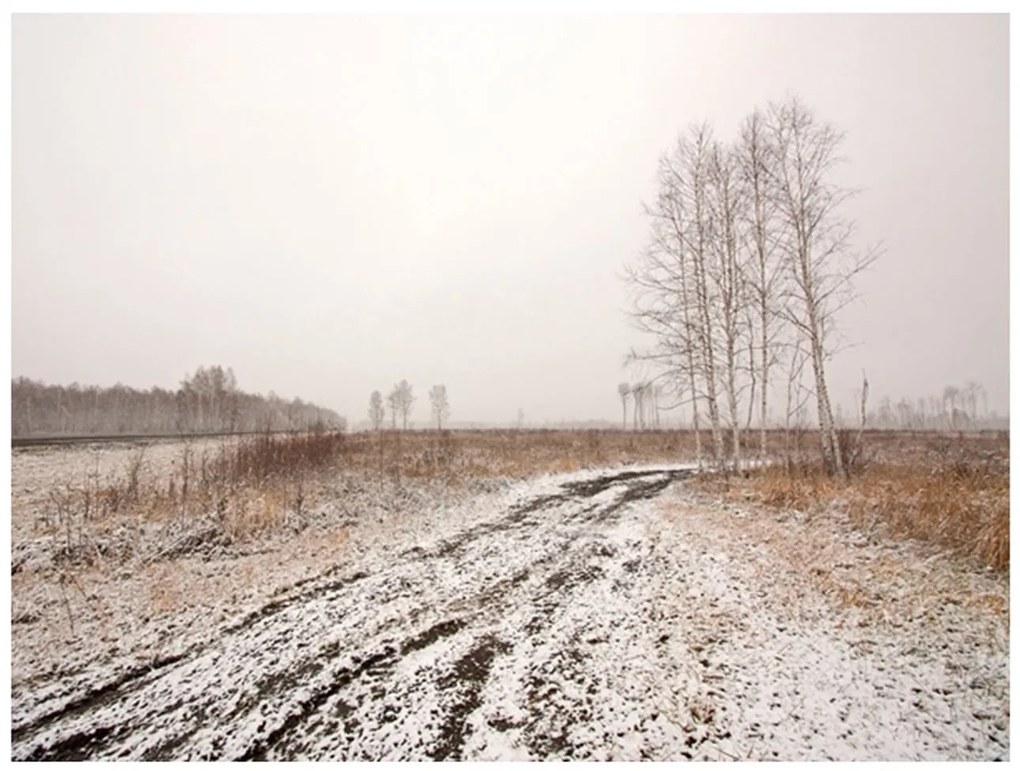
657;485;1008;640
847;461;1008;571
27;429;696;569
13;428;1007;685
31;427;1009;573
697;434;1009;572
27;431;347;567
341;429;696;481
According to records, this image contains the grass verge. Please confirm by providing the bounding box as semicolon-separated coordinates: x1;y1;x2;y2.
695;446;1008;571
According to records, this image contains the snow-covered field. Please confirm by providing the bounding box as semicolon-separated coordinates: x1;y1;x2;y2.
10;447;1010;760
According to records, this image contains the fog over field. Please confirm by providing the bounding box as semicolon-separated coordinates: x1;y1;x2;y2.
11;13;1008;425
8;13;1011;761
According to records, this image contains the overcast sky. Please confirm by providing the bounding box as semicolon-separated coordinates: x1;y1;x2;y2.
12;13;1009;424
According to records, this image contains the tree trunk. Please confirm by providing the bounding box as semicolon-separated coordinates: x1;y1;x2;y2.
808;329;844;477
759;295;769;461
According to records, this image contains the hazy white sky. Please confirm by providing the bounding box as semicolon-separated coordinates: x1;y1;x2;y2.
11;13;1009;424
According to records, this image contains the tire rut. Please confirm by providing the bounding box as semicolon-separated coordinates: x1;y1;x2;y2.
12;466;692;761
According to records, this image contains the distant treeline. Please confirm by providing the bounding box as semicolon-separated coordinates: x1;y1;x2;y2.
11;365;346;438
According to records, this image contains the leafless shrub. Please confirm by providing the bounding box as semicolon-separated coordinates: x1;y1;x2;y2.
207;429;345;485
124;447;147;503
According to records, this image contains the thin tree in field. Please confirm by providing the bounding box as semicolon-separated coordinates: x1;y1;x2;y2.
386;387;399;430
632;382;646;429
943;385;960;429
706;138;749;472
655;152;705;464
368;389;386;479
963;381;980;425
626;145;706;465
737;108;783;460
429;385;450;430
617;382;630;429
767;96;878;477
681;125;725;466
368;390;385;431
782;337;813;467
393;380;415;430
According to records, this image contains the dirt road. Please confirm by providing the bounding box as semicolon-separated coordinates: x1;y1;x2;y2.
10;466;1008;761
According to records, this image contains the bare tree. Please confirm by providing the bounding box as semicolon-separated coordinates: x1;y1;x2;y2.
632;382;648;430
846;372;869;472
782;338;814;468
737;108;784;460
617;382;630;429
683;125;726;465
386;387;399;430
627;98;875;475
653;383;664;428
653;155;705;464
706;138;750;472
895;398;914;430
767;96;878;477
429;384;450;430
963;381;982;426
626;136;713;465
942;385;961;429
368;390;385;432
392;380;415;430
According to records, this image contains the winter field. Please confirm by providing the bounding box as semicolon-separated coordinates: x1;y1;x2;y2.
9;430;1010;760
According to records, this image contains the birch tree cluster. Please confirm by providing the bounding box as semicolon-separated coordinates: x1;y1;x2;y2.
367;381;452;431
627;97;878;476
617;381;663;430
379;380;415;430
868;382;995;431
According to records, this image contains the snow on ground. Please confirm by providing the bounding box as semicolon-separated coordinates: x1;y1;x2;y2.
647;486;1008;760
10;456;1010;761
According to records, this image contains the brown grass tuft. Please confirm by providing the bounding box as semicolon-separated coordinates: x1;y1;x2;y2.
717;448;1009;572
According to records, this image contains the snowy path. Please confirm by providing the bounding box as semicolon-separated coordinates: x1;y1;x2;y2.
10;466;1009;761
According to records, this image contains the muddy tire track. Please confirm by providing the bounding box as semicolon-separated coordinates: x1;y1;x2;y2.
12;467;692;761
